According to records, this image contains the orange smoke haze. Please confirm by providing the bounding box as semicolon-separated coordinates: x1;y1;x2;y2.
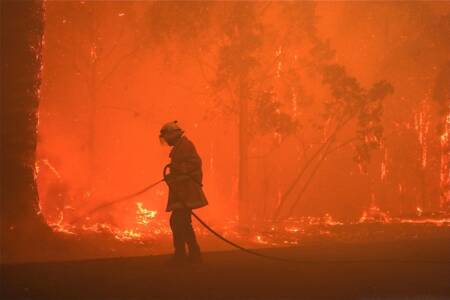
36;1;449;245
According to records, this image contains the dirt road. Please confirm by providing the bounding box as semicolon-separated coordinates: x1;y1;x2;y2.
2;239;450;299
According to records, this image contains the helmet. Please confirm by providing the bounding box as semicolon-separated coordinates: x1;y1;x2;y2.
159;120;184;145
159;120;184;137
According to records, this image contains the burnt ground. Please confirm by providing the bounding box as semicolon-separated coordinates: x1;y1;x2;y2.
2;239;450;299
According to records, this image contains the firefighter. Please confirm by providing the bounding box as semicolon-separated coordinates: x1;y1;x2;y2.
159;121;208;264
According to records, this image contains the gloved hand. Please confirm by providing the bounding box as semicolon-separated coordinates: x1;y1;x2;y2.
164;172;175;184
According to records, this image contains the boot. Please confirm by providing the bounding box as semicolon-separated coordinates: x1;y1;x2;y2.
165;253;187;267
188;252;202;264
187;244;202;264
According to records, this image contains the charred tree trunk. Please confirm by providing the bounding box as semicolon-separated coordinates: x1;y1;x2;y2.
1;0;51;257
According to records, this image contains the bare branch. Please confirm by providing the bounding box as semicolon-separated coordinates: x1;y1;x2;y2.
99;37;146;86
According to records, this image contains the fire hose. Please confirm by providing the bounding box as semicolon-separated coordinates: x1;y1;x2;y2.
70;167;450;264
71;166;293;262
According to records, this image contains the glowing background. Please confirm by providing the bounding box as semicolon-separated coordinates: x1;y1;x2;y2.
36;1;449;246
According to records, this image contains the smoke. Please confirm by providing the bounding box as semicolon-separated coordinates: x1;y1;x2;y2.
37;1;449;238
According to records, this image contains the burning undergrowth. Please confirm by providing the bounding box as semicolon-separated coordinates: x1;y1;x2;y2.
42;198;450;252
32;1;450;260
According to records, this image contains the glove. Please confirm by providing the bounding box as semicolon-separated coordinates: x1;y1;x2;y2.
164;172;175;184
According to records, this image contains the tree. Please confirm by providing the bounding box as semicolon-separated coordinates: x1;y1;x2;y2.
144;2;298;224
433;61;450;209
43;1;148;188
368;2;450;213
1;0;52;257
142;2;395;223
272;65;393;220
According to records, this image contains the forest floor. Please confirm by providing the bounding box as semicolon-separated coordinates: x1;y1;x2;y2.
2;238;450;299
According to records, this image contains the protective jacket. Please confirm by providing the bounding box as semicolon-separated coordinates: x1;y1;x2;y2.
165;136;208;211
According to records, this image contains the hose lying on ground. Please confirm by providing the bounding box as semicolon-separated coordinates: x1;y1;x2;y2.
70;178;450;264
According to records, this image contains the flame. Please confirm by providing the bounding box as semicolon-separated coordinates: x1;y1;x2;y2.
254;235;269;245
380;147;388;181
440;110;450;208
41;158;61;179
114;229;141;242
44;201;167;242
414;99;431;169
136;202;157;225
359;204;391;223
43;199;450;249
416;206;423;216
49;211;76;235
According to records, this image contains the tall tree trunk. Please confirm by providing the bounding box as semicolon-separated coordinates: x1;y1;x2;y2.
441;116;450;209
238;79;250;225
1;0;51;257
433;61;450;210
272;118;347;220
87;81;97;188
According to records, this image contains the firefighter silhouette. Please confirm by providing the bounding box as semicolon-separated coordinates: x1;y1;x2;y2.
160;121;208;264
